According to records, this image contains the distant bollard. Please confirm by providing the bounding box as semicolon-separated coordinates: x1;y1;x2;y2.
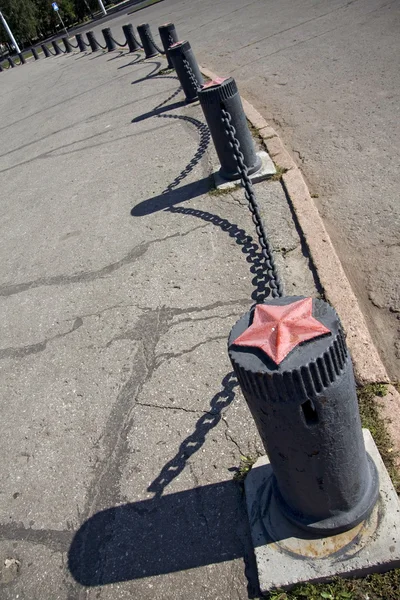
122;23;141;53
198;77;261;180
0;63;3;72
102;27;116;52
41;44;51;58
62;37;73;53
76;33;86;52
137;23;159;59
168;40;203;103
228;296;379;534
158;22;178;68
52;40;63;55
18;53;26;64
87;31;101;52
32;47;40;60
8;56;15;68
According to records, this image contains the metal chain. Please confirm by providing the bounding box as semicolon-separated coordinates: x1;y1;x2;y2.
110;35;128;48
132;31;143;48
182;56;201;92
69;40;79;49
144;29;165;54
220;106;284;299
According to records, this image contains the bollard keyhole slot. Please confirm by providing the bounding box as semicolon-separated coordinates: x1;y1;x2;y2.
301;399;319;425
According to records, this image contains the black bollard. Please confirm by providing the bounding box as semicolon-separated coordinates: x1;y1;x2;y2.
87;31;101;52
168;41;203;103
52;40;63;55
41;44;51;58
18;53;26;64
32;47;40;60
102;27;116;52
158;22;178;68
122;23;141;53
75;33;86;52
228;296;379;535
0;63;3;72
8;56;15;68
62;37;73;53
137;23;158;59
198;77;261;180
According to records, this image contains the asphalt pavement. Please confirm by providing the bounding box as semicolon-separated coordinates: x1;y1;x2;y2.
0;48;317;598
76;0;399;378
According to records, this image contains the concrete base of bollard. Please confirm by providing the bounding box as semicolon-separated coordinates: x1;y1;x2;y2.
245;429;400;593
212;151;276;190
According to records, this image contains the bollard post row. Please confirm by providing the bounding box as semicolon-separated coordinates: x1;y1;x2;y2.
169;40;203;103
158;23;178;69
137;23;159;59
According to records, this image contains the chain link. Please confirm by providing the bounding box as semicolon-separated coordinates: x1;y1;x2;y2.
110;35;128;48
132;31;143;48
220;107;284;299
144;29;165;54
182;56;201;93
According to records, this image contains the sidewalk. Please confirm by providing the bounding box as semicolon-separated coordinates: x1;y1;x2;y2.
0;51;317;597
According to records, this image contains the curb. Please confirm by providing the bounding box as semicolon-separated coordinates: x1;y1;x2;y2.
200;66;390;387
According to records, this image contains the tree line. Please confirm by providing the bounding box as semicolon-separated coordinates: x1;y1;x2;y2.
0;0;103;49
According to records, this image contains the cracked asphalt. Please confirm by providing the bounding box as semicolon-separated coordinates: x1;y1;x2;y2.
71;0;400;379
0;47;317;598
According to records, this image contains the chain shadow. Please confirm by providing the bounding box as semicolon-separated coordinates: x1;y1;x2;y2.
131;67;177;85
168;206;272;303
117;52;142;69
131;98;188;123
149;372;238;496
107;50;126;61
67;371;260;596
130;105;211;215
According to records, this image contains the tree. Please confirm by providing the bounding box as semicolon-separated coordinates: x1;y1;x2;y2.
0;0;38;45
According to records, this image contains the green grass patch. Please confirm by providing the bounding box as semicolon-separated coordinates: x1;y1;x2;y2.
357;383;399;493
269;164;288;181
233;455;258;482
247;118;262;141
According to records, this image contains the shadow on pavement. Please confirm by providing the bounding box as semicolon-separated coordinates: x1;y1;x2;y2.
117;53;142;69
129;62;167;83
131;98;187;123
168;206;272;303
132;177;210;215
68;376;259;594
107;50;126;61
131;110;210;215
68;478;259;595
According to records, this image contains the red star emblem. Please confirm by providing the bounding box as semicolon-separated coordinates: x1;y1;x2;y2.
232;298;331;365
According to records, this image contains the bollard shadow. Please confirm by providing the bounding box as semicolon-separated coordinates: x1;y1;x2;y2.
132;177;210;215
68;479;259;594
131;99;187;123
68;371;259;595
